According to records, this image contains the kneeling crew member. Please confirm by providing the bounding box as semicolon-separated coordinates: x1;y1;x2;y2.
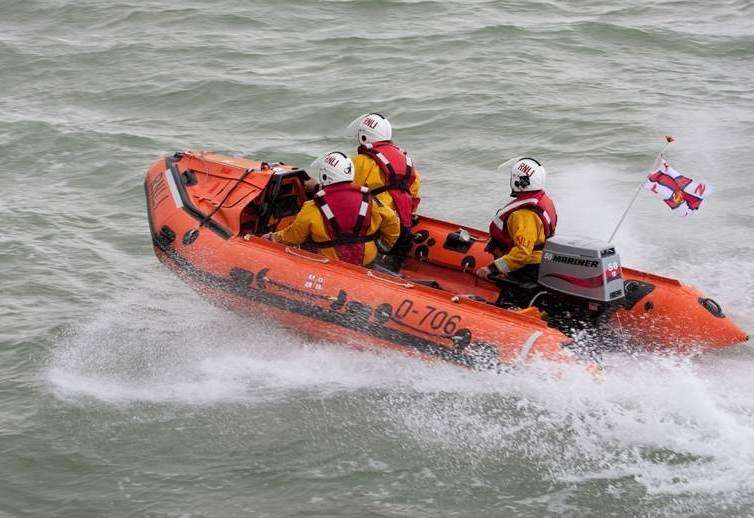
476;158;558;281
349;113;421;269
267;151;400;267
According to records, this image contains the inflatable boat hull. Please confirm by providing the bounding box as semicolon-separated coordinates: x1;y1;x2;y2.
144;151;748;369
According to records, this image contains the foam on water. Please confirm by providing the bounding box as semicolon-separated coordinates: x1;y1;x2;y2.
46;266;754;503
5;0;754;513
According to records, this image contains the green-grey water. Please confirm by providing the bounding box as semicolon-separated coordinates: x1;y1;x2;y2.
2;1;754;516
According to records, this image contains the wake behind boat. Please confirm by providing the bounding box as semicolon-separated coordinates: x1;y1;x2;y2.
144;151;748;369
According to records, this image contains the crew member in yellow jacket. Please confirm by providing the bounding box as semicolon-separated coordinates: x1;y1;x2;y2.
476;158;558;280
348;113;421;270
351;154;421;215
266;152;400;267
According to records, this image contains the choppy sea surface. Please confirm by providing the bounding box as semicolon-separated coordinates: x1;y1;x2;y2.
2;0;754;516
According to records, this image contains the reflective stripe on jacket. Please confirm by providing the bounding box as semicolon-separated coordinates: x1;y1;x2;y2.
354;141;420;227
311;184;374;265
273;184;400;265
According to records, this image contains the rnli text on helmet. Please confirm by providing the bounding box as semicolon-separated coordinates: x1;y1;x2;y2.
324;154;340;167
518;162;533;175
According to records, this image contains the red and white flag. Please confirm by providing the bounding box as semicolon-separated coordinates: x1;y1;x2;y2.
643;160;711;217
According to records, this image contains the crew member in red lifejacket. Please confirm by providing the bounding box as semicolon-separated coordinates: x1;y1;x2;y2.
266;152;400;266
349;113;421;270
476;158;558;282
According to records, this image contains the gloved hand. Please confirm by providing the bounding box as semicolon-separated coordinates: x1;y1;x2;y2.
475;266;492;279
476;265;506;280
303;177;320;194
261;232;276;242
375;238;391;254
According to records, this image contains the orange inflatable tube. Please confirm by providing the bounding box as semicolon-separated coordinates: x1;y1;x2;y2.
144;151;748;370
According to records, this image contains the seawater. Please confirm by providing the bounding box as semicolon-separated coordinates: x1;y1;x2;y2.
2;0;754;515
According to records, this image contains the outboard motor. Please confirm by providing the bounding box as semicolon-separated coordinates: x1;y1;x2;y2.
538;236;625;303
529;235;626;331
495;235;628;335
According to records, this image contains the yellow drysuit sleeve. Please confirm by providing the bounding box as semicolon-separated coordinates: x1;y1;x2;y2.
373;202;401;251
492;209;546;273
273;200;317;246
272;198;400;266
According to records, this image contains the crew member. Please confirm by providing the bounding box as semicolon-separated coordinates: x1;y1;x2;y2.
349;113;421;270
265;151;400;267
476;158;558;281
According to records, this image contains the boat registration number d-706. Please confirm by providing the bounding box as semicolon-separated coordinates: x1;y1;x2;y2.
394;299;462;335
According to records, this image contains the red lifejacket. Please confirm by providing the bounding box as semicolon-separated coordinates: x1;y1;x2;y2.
311;183;376;265
487;190;558;255
357;141;415;227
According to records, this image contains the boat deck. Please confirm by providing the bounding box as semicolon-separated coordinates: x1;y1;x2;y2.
399;258;500;303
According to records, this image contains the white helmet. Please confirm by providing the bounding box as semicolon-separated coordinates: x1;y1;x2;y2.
509;157;546;193
311;151;354;186
348;113;392;145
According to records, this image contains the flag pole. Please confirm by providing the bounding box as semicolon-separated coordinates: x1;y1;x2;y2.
607;136;674;243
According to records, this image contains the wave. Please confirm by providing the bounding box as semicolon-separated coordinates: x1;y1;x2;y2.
43;271;754;505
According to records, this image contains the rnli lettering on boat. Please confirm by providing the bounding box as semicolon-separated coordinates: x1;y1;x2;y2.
545;253;599;268
147;173;168;209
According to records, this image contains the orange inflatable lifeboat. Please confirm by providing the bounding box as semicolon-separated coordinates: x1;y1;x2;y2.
144;151;748;369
